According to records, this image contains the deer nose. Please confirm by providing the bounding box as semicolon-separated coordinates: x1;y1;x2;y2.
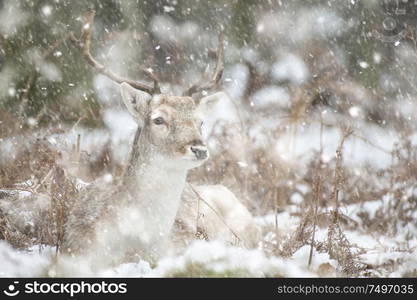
190;145;208;160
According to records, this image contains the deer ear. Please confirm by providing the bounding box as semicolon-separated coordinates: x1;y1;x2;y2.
196;92;225;118
120;82;151;122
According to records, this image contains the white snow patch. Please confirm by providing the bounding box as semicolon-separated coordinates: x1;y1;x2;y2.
292;245;338;274
251;86;290;109
155;240;314;277
271;54;309;85
0;242;52;277
274;122;395;169
290;193;304;204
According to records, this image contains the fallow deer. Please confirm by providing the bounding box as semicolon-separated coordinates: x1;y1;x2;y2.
1;11;260;273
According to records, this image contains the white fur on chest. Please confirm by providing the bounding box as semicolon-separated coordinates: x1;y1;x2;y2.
98;161;187;255
131;163;186;241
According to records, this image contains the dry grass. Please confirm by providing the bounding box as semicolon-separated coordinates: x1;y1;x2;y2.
0;102;416;276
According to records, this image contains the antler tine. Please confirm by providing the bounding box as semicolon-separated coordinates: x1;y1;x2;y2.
143;68;161;94
183;31;225;97
69;10;158;95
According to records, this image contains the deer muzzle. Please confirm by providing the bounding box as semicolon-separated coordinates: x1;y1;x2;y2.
190;145;208;160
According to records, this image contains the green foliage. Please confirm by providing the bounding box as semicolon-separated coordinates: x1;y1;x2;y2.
0;0;410;127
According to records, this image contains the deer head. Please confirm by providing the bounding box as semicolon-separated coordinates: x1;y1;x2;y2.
120;82;223;168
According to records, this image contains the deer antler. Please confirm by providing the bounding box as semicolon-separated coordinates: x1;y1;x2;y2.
183;31;225;96
69;10;160;94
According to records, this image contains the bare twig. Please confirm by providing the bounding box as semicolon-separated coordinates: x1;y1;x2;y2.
69;10;159;94
308;117;324;268
183;31;225;96
308;174;321;267
33;168;54;193
351;133;391;155
333;127;353;210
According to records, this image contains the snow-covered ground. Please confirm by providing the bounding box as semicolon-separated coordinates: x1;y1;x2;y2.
1;196;415;277
1;101;416;277
0;239;314;277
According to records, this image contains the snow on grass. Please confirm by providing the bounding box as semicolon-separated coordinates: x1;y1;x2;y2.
255;211;300;235
0;202;415;278
0;242;53;277
292;245;337;276
100;261;153;278
274;122;396;169
49;127;110;161
250;85;290;109
0;241;314;277
153;240;314;277
88;241;314;277
271;54;309;85
360;249;417;268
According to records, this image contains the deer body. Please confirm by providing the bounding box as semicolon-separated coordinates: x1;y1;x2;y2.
62;164;187;263
172;184;260;250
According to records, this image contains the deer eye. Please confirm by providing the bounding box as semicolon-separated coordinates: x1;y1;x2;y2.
153;117;165;125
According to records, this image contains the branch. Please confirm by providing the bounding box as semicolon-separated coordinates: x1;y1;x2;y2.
69;10;158;94
183;31;225;96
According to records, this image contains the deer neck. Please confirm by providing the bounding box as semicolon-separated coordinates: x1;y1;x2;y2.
121;126;188;240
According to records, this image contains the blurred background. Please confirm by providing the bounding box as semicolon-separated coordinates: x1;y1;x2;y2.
1;0;417;277
2;0;417;130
